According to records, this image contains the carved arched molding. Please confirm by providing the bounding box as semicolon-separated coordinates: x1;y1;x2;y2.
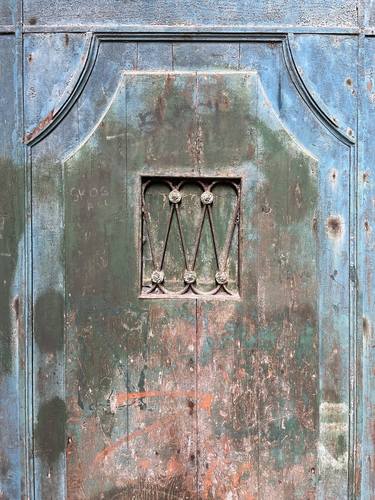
282;34;355;146
25;33;93;144
25;32;355;148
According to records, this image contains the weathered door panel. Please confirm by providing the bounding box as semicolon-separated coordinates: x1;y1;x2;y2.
31;40;353;499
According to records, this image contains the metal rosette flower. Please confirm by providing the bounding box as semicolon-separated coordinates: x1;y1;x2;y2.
151;270;165;284
169;189;182;204
200;190;214;205
215;270;228;285
184;269;197;284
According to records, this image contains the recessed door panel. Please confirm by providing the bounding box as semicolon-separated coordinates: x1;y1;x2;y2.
31;54;352;498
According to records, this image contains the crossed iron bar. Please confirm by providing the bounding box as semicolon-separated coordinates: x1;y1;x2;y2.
141;178;240;296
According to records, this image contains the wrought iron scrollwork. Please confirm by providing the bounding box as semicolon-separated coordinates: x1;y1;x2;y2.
141;177;241;297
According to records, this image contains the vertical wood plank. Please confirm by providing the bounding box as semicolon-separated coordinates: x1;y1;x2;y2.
195;73;259;497
359;35;375;500
255;81;319;499
0;33;24;500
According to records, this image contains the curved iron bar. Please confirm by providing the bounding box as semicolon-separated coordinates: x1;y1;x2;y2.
174;205;189;269
159;205;175;270
142;178;174;269
206;205;221;269
190;284;222;296
157;283;191;295
145;283;158;294
222;284;234;296
219;196;240;271
190;205;207;271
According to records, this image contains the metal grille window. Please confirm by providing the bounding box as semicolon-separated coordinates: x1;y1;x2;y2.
141;176;241;297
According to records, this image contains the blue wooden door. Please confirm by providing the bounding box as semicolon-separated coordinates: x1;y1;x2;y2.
0;2;374;499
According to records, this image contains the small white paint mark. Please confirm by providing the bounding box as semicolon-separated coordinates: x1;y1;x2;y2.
106;133;126;140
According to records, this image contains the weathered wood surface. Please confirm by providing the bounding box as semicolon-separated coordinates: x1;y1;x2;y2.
2;1;375;499
0;32;24;500
29;53;349;497
24;33;89;139
22;0;358;28
360;35;375;499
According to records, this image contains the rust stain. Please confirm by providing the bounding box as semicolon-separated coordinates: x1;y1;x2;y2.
326;215;344;239
355;463;361;497
202;460;218;498
231;463;252;488
137;458;151;470
155;95;166;123
330;169;338;183
94;391;214;466
199;393;214;414
363;316;371;338
111;390;213;413
166;455;183;476
12;296;20;322
93;410;185;465
25;110;55;143
247;143;255;160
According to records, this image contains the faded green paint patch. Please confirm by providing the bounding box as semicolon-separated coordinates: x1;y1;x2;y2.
0;158;24;376
200;336;214;366
126;73;197;170
295;322;315;364
266;416;313;469
197;74;258;169
35;396;67;464
75;308;148;406
255;121;317;226
34;289;64;354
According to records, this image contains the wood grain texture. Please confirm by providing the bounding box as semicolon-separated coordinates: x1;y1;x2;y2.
0;1;13;26
291;34;357;133
22;0;358;28
24;33;88;138
359;35;375;500
0;34;24;500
